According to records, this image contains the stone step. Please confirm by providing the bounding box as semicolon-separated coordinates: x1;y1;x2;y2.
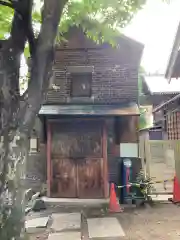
51;212;81;231
87;217;125;238
48;232;81;240
25;216;49;234
42;197;109;208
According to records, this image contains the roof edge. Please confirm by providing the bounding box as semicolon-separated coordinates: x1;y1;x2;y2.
165;22;180;81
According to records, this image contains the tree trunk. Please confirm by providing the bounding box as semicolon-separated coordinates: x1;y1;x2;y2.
0;0;67;239
0;38;28;239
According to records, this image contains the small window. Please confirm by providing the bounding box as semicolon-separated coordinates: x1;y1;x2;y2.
70;72;92;97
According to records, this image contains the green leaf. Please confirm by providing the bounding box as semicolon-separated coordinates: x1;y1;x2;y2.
0;0;146;49
0;6;13;39
139;107;147;130
57;0;146;43
24;44;30;59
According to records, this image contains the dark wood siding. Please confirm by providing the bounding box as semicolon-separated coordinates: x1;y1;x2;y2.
45;28;143;105
51;120;102;158
50;119;104;198
106;116;138;185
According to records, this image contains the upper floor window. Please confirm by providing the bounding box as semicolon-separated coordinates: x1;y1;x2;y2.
70;72;92;97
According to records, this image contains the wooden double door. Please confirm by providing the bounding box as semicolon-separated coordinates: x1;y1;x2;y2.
51;119;105;198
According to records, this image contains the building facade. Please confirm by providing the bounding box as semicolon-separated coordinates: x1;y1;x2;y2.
27;27;143;198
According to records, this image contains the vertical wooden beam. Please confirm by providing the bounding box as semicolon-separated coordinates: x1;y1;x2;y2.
47;121;51;197
139;133;146;176
144;139;151;178
103;121;108;198
76;161;79;198
135;115;140;157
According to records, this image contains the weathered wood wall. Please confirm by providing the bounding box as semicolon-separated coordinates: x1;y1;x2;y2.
50;119;104;198
46;27;143;105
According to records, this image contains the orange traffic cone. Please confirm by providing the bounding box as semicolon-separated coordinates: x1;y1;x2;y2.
109;183;123;213
169;176;180;203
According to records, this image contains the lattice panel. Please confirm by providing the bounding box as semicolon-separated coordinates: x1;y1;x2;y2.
167;112;180;140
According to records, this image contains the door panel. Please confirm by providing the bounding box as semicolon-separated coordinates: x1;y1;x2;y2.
77;158;103;198
51;120;102;159
52;158;76;198
51;119;105;198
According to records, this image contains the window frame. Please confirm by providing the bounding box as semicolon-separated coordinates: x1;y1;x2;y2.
70;72;92;98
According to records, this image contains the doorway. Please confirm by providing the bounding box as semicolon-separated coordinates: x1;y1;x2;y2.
50;119;105;198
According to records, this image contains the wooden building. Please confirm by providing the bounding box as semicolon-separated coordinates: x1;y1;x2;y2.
28;27;144;198
153;95;180;140
141;75;179;106
139;125;165;141
152;21;180;140
141;75;180;140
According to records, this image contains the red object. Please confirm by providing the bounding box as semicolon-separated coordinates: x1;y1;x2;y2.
47;122;52;197
170;176;180;203
109;183;123;213
126;168;130;194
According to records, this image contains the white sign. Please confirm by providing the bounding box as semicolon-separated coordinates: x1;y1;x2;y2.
120;143;138;158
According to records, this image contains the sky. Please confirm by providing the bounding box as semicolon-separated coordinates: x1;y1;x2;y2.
124;0;180;74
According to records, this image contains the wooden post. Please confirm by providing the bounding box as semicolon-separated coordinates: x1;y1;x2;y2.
103;121;108;198
144;139;151;177
47;122;51;197
139;134;146;176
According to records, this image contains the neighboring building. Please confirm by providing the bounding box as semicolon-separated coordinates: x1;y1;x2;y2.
152;21;180;140
27;27;144;198
142;75;180;107
141;75;180;140
165;22;180;80
139;105;163;140
139;126;164;141
139;105;153;129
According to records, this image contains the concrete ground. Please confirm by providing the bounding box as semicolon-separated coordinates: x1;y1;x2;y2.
28;202;180;240
117;204;180;240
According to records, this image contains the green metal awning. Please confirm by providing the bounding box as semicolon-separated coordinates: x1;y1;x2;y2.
39;103;139;116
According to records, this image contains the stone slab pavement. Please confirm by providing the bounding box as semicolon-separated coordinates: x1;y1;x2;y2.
51;212;81;232
25;216;49;234
48;212;125;240
28;203;180;240
48;232;81;240
88;217;125;238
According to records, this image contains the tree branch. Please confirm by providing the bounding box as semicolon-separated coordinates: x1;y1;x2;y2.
27;25;36;56
18;0;68;135
0;0;34;138
20;89;28;101
0;0;13;8
0;0;20;11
